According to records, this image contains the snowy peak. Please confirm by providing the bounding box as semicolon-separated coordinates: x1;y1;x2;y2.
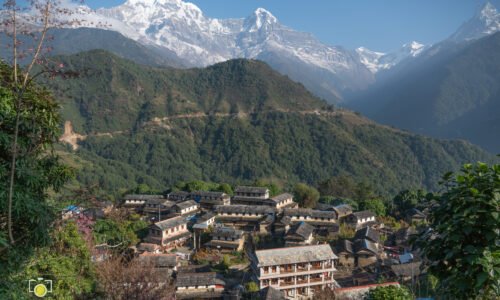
450;1;500;41
356;41;427;73
244;7;279;32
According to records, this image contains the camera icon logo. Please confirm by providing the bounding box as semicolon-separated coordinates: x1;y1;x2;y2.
28;278;53;298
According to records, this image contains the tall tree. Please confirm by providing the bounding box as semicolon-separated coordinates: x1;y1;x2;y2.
417;162;500;299
293;183;320;208
1;0;84;244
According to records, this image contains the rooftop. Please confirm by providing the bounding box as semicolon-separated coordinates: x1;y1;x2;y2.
351;210;376;219
176;272;225;287
215;205;275;215
333;204;353;216
212;226;243;238
235;186;269;194
336;239;354;254
124;194;164;201
153;216;187;230
137;253;177;268
270;193;294;203
283;208;336;219
353;239;378;255
355;226;380;243
286;221;314;240
260;286;286;300
175;200;198;210
255;244;337;267
191;191;229;198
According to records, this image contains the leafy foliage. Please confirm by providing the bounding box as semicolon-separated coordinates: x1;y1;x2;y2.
293;183;320;208
364;285;412;300
417;162;500;298
0;62;74;285
360;198;387;216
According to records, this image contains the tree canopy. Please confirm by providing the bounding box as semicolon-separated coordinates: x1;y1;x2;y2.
417;162;500;299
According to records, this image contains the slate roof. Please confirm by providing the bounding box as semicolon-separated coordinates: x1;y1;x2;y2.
175;200;198;210
191;191;229;199
283;208;336;219
231;196;274;204
351;210;376;219
215;205;275;215
260;287;286;300
353;239;378;255
167;191;190;200
270;193;294;203
138;253;177;268
336;239;354;254
196;212;215;223
235;186;269;194
391;262;422;277
124;194;164;201
137;243;160;253
153;216;187;230
333;204;353;217
176;272;225;287
254;244;337;267
212;227;243;239
145;199;175;207
286;222;314;240
355;226;380;244
314;203;335;211
277;215;292;226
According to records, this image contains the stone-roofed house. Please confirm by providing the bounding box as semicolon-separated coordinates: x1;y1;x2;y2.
405;208;427;224
283;208;337;224
260;286;286;300
123;194;164;212
230;196;277;207
167;191;190;202
143;199;176;220
137;253;178;273
175;272;226;300
251;244;338;299
390;261;422;282
345;211;376;229
274;215;293;235
354;226;380;244
145;216;191;249
284;222;315;247
270;193;297;209
172;200;199;216
332;204;353;219
215;205;275;233
190;191;230;211
205;226;245;252
354;239;379;267
336;240;355;268
234;186;270;198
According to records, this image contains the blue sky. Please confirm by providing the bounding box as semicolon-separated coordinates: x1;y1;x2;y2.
84;0;499;52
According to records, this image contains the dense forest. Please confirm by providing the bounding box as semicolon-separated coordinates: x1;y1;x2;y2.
40;50;497;199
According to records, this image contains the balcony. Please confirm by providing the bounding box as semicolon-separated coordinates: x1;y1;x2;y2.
280;281;295;287
280;268;295;274
309;277;323;283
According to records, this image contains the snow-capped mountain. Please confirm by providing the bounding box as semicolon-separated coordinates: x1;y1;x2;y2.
450;2;500;42
356;41;428;73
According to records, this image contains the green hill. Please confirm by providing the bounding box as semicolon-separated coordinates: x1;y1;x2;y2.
351;32;500;153
43;50;495;197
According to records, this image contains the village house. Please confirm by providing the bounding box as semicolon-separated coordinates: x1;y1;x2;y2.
283;208;337;224
136;242;161;254
336;240;355;268
175;272;226;300
137;253;179;275
354;226;380;244
234;186;270;198
190;191;230;211
270;193;298;209
251;244;338;299
192;213;216;250
205;226;245;252
274;215;293;236
172;200;199;216
260;286;286;300
345;211;376;229
145;216;192;249
167;191;190;202
392;227;417;253
123;194;165;213
143;198;176;220
332;204;353;220
353;239;379;267
390;261;422;283
215;205;275;233
405;208;427;224
284;222;315;247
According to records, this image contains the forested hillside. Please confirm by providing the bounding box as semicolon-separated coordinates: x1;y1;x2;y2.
43;51;495;198
350;32;500;153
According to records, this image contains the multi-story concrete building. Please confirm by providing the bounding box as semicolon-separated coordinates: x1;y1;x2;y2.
251;244;338;299
145;216;191;249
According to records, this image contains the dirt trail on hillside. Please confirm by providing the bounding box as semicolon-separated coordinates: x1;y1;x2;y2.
59;110;364;150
